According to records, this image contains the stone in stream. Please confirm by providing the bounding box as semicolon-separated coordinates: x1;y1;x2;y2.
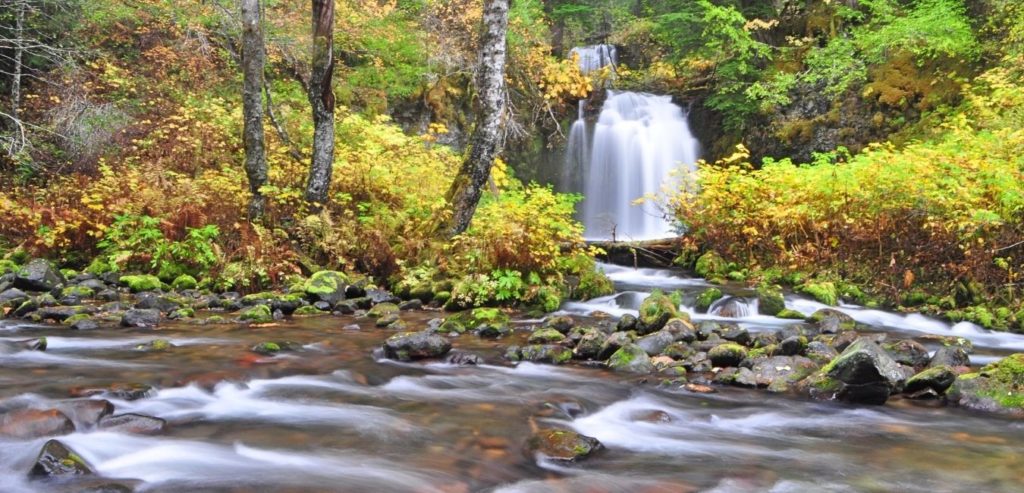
14;259;66;292
29;439;93;477
718;324;751;345
756;284;786;316
776;335;808;357
748;356;819;390
36;305;95;323
98;413;167;435
506;344;573;365
929;345;971;369
663;318;697;343
238;304;272;324
808;308;856;334
70;383;156;401
904;365;957;399
694;287;724;313
708;343;748;368
0;408;75;439
713;297;750;318
882;339;931;369
0;286;28;305
444;350;483;366
805;341;839;364
597;331;635;360
375;312;400;328
572;328;605;360
607;344;655;374
637;291;680;335
303;270;349;305
528;327;566;345
121;308;160;328
541;315;576;334
55;400;114;430
800;337;905;405
70;316;100;331
382;331;452;361
947;353;1024;416
524;429;602;463
636;329;676;356
615;314;638;332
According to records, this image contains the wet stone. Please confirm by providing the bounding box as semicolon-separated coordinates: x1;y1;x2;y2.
383;331;452;361
524;429;602;462
29;439;93;478
0;408;75;439
98;413;167;435
121;309;161;328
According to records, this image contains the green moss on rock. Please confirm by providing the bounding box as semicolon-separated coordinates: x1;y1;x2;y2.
798;281;838;306
120;275;162;293
171;275;198;290
239;304;273;323
695;288;724;313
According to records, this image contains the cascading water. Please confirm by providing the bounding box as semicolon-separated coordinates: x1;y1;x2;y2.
569;44;617;75
570;91;701;241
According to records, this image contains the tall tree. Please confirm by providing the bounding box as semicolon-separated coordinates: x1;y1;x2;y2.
304;0;335;205
241;0;268;220
439;0;509;237
10;0;25;118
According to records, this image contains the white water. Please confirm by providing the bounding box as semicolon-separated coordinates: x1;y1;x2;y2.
569;44;617;75
571;91;701;241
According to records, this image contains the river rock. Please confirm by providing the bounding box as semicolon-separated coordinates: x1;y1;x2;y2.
14;259;66;292
809;308;856;334
713;297;750;318
749;356;819;389
98;413;167;435
636;329;676;356
0;408;75;439
904;365;957;398
304;270;349;305
383;331;451;361
929;345;971;368
947;353;1024;416
805;340;838;364
718;324;751;345
607;344;654;373
507;344;573;365
135;293;183;313
541;315;575;334
802;337;905;404
637;291;679;334
663;318;697;342
29;439;93;477
695;288;724;313
444;351;482;366
757;284;785;316
883;339;931;369
776;335;807;356
71;317;100;331
0;287;28;305
708;343;748;367
597;331;634;360
616;314;638;332
121;309;160;328
55;400;114;429
524;429;602;462
528;327;566;345
572;328;605;360
715;367;758;387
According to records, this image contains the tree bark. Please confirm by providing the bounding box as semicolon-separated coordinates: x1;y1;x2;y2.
241;0;268;220
304;0;335;205
439;0;509;238
11;1;25;118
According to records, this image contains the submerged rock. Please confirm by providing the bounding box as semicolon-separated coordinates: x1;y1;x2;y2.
0;408;75;439
524;429;602;462
947;353;1024;416
29;439;93;477
383;331;452;361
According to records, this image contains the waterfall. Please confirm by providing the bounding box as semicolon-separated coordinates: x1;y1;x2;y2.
570;44;617;75
569;91;700;241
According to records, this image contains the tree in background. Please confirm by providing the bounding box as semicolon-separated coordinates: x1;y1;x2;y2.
241;0;268;220
439;0;509;237
304;0;335;206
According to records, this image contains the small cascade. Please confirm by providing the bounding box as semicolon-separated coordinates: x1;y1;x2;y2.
568;91;700;240
570;44;617;75
562;101;589;193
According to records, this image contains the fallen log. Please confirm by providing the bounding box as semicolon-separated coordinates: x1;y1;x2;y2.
587;238;682;268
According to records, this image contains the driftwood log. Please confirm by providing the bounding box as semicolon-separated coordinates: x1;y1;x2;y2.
587;238;681;268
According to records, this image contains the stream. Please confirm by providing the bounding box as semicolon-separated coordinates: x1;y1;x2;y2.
2;263;1024;492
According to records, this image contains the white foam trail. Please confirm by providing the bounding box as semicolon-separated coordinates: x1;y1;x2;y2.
0;336;231;350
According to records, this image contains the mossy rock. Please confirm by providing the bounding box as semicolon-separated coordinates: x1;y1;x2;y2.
120;275;162;293
524;429;602;462
61;286;94;299
136;339;173;352
798;281;838;306
84;258;114;275
757;284;785;316
169;308;195;319
239;304;273;324
450;307;510;328
367;302;400;319
510;344;573;364
694;251;728;278
637;290;680;334
304;270;348;296
948;353;1024;415
708;343;748;368
171;275;198;290
607;343;654;373
528;327;566;345
776;309;806;320
435;319;467;335
0;259;18;274
695;288;724;313
293;305;326;316
252;342;282;355
62;313;92;327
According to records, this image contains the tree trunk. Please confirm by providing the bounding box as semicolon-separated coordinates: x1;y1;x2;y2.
304;0;335;205
11;1;25;118
241;0;268;220
439;0;509;238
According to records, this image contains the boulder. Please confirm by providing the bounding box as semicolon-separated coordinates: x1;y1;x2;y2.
615;314;638;332
636;329;676;356
708;343;748;368
597;331;634;360
507;344;573;365
882;339;931;369
695;288;724;313
808;308;855;334
54;400;114;429
663;318;697;342
805;341;838;364
637;291;680;334
541;315;576;334
757;284;786;316
929;346;970;368
803;338;905;404
528;328;566;345
98;413;167;435
572;328;605;360
135;293;182;313
607;344;655;373
383;331;452;361
718;324;751;345
14;259;66;292
29;439;93;477
947;353;1024;416
524;429;602;462
748;356;819;390
119;275;162;293
239;304;272;324
0;408;74;439
904;365;957;398
304;270;349;304
713;297;751;318
121;309;161;328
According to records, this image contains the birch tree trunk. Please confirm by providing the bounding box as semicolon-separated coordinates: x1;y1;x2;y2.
10;1;25;118
439;0;509;237
304;0;335;206
241;0;268;220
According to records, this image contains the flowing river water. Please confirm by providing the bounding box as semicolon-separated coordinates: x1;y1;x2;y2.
2;264;1024;492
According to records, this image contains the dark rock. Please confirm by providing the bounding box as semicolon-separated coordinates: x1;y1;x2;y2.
96;289;120;302
383;331;452;361
883;339;931;369
776;336;807;356
663;318;696;343
0;408;74;439
636;329;676;356
98;413;167;435
475;323;511;338
71;318;99;331
29;439;93;477
524;429;602;462
904;365;957;397
366;288;400;305
597;331;634;360
71;383;156;401
542;315;575;334
715;367;758;387
809;308;856;334
805;341;838;364
930;346;970;368
831;330;862;352
757;284;785;316
708;343;748;367
398;299;423;311
15;259;66;292
375;313;401;328
662;342;696;360
333;300;358;314
78;279;108;291
718;324;751;345
508;344;573;364
573;328;605;360
615;314;638;332
36;305;94;323
0;287;28;305
712;297;751;318
607;344;655;373
637;291;680;334
121;309;160;328
135;293;182;313
803;337;905;404
753;332;779;348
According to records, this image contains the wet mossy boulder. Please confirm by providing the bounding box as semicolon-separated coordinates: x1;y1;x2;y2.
383;331;452;361
252;342;282;355
776;309;806;320
808;308;855;334
708;343;748;367
798;281;838;306
904;365;957;398
694;251;728;278
29;439;93;477
171;275;198;290
61;285;95;299
947;353;1024;416
882;339;931;369
616;314;638;332
802;338;905;405
14;259;66;292
524;429;602;462
749;356;819;390
637;290;680;334
695;288;724;313
293;305;326;316
757;284;786;316
573;328;606;360
929;345;971;368
120;275;162;293
239;304;272;324
367;302;401;319
528;327;566;345
506;344;573;364
636;329;677;356
121;309;161;328
0;408;74;439
607;343;655;374
303;270;349;304
541;315;575;334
